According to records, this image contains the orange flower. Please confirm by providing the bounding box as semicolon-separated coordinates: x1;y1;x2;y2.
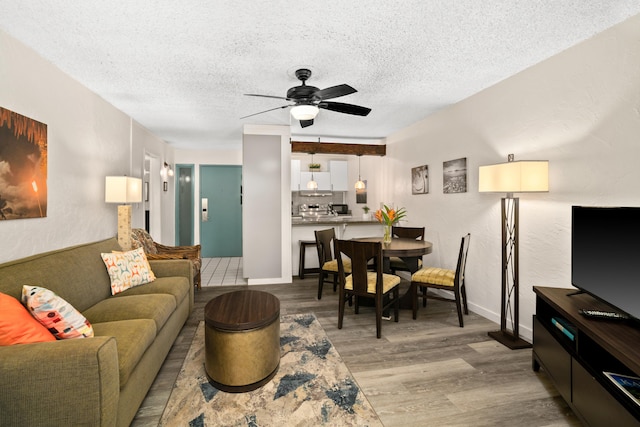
375;205;407;226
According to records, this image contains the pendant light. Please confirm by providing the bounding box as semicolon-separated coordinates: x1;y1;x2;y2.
307;153;318;190
355;154;365;189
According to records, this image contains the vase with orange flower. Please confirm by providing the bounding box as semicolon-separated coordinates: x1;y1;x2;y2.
375;204;407;244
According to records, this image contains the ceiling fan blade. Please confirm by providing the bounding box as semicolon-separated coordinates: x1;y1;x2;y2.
240;104;290;119
300;119;314;128
315;84;357;101
244;93;288;100
318;101;371;116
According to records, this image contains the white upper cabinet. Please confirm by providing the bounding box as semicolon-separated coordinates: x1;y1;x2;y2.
330;160;348;191
300;171;331;190
291;159;301;191
292;159;348;191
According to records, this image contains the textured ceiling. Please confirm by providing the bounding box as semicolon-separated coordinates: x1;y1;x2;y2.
1;2;639;150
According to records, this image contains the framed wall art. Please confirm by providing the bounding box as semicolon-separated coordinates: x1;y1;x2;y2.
0;107;48;220
356;180;367;204
443;157;467;194
411;165;428;194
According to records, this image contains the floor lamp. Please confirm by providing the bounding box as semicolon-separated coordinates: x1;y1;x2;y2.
105;176;142;251
479;155;548;349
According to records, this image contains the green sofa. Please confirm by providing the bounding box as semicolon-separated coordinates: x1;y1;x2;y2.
0;237;194;427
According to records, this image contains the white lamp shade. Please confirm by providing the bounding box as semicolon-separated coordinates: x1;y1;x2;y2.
306;179;318;190
479;161;548;193
105;176;143;203
291;105;319;120
355;180;366;190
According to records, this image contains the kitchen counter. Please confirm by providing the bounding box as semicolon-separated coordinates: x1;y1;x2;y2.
292;216;379;226
291;217;383;277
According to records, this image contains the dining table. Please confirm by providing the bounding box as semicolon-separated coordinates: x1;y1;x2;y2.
352;236;433;309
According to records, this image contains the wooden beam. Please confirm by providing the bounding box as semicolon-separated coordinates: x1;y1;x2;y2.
291;140;386;156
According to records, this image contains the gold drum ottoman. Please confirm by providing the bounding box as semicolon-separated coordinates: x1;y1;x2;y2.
204;290;280;392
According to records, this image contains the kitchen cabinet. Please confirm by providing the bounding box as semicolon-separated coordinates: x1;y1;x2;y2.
291;159;348;191
300;171;331;190
329;160;349;191
291;159;301;191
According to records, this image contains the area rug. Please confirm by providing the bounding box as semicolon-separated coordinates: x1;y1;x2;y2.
159;313;382;427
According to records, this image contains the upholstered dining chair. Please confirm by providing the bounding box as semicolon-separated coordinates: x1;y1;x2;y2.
389;226;425;274
411;233;470;327
131;228;202;290
314;228;351;299
335;239;401;339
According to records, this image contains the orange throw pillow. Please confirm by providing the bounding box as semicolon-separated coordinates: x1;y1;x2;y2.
0;292;55;345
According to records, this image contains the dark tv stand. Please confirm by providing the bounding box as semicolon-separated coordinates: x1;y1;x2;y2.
533;286;640;426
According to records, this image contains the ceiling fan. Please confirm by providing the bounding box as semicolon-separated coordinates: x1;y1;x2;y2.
241;68;371;128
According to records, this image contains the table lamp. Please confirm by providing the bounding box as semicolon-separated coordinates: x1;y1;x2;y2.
105;176;142;250
479;155;548;349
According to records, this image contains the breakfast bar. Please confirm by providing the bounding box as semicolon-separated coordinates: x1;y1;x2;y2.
291;216;381;277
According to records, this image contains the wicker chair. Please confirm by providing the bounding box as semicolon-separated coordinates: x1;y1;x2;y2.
131;228;202;290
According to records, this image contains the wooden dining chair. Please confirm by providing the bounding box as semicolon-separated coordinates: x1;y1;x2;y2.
411;233;470;327
315;228;351;300
335;239;401;338
389;226;425;274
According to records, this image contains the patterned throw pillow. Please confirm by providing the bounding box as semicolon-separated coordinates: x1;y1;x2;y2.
101;247;156;295
21;286;94;339
0;292;56;345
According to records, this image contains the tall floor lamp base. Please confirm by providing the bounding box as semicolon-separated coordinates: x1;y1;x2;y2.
488;330;532;350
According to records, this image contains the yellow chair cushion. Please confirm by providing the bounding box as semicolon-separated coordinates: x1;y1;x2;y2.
322;259;351;273
345;272;401;294
412;267;455;287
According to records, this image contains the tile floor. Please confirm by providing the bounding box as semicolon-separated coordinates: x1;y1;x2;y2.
200;257;247;286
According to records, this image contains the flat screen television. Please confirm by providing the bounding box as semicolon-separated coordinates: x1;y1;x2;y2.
572;206;640;321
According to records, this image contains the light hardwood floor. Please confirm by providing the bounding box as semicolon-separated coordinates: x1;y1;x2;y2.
132;277;581;427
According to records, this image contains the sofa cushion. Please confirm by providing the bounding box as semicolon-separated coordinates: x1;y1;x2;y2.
0;238;120;312
92;319;156;387
22;286;94;339
101;247;156;295
83;293;176;332
0;292;55;345
115;276;190;307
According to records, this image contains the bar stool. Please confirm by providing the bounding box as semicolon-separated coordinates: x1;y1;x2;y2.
299;240;319;279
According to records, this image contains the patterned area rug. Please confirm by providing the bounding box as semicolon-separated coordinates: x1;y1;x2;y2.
160;313;382;427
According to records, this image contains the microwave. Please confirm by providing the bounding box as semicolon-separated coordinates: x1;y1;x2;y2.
332;204;349;214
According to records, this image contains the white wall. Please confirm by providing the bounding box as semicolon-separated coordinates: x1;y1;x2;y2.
242;125;292;285
0;29;174;262
384;14;640;341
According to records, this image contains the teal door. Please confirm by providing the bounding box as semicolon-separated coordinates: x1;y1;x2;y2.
200;165;242;257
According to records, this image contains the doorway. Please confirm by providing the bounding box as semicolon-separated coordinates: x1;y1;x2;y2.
176;165;194;245
200;165;242;257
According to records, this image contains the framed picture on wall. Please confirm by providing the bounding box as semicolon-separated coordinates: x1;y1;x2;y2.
443;157;467;194
356;180;367;204
411;165;428;194
0;106;48;220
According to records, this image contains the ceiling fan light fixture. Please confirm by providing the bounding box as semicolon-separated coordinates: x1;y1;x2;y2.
291;105;319;121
